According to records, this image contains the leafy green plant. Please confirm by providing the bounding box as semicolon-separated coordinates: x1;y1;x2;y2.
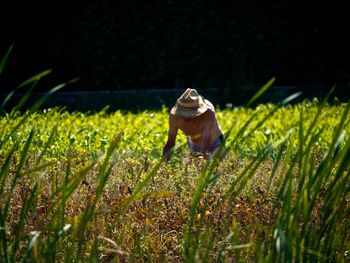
0;48;349;262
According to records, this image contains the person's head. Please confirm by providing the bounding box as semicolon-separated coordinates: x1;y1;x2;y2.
170;88;208;118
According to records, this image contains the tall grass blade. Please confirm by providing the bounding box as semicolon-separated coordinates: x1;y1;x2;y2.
17;69;52;89
298;104;304;179
75;140;118;261
0;81;67;149
25;231;41;261
35;125;58;165
0;44;14;76
3;129;34;219
1;69;51;112
10;183;40;262
28;82;66;114
114;159;163;223
0;130;33;263
304;86;334;138
0;143;17;197
281;92;302;105
184;90;304;261
266;130;293;193
10;81;38;114
44;162;95;230
247;77;276;106
0;143;18;262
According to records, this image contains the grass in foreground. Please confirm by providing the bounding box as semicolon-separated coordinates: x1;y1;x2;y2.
0;95;349;262
1;47;349;262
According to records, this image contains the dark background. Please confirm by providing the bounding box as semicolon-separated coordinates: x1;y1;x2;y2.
0;0;349;106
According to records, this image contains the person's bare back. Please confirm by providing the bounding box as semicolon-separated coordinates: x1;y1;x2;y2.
162;89;223;159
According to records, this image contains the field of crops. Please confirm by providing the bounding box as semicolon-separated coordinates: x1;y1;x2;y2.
0;87;349;262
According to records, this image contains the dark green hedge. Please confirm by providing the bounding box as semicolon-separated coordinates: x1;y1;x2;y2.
1;0;349;93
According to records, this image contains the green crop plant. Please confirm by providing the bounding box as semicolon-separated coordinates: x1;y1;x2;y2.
0;48;349;262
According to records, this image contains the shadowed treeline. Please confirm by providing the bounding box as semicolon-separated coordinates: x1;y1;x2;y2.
0;85;341;112
0;0;349;95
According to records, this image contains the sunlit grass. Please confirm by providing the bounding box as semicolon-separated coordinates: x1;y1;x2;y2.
0;47;349;262
0;98;349;262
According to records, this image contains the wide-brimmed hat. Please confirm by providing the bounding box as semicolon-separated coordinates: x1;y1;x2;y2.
170;88;208;118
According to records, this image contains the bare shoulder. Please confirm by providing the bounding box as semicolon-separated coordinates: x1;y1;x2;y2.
169;112;180;126
204;99;215;111
169;112;179;121
204;107;216;119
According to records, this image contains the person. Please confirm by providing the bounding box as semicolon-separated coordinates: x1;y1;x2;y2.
162;88;224;160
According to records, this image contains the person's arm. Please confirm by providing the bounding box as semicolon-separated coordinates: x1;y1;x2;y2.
200;129;211;158
162;115;178;160
200;111;215;158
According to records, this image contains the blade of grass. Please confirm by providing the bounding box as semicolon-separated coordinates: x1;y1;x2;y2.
0;142;18;263
281;92;303;105
25;231;41;261
10;183;40;262
9;81;40;115
1;69;51;113
3;129;34;219
0;44;14;76
43;162;96;232
305;100;350;222
266;129;294;193
246;77;276;107
0;130;33;263
0;143;17;197
75;140;118;261
28;82;66;114
0;81;67;149
222;144;273;235
184;90;302;261
17;69;52;89
35;125;58;165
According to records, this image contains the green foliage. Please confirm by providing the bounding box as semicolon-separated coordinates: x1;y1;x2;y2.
0;97;349;261
0;52;349;261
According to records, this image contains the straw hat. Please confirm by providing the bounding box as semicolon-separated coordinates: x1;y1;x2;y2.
170;88;208;118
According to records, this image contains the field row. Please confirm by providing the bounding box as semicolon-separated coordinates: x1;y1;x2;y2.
0;101;349;262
